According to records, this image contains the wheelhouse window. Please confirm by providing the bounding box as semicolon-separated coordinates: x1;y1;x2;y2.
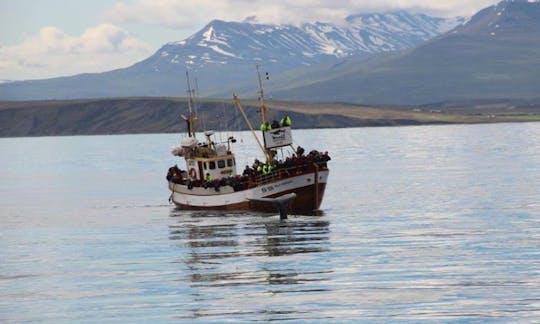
227;159;234;167
209;161;216;170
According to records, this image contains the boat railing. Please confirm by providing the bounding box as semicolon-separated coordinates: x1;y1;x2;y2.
252;161;328;186
168;161;328;189
254;172;280;186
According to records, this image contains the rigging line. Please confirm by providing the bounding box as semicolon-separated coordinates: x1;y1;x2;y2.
233;93;268;161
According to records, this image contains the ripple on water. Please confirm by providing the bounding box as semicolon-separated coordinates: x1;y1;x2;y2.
1;125;540;321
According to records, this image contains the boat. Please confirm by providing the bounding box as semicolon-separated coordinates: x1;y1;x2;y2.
166;68;330;215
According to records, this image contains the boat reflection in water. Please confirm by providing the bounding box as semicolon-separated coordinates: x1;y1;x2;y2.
169;209;332;321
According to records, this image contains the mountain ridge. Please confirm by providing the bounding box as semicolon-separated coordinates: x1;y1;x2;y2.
0;11;462;101
3;1;537;105
155;12;464;70
270;0;540;105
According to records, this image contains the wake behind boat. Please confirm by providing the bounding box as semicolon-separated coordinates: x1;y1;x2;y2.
166;68;330;214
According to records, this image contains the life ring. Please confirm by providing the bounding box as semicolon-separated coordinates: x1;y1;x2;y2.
188;168;197;179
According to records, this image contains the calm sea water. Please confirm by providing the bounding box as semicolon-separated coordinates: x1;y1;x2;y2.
1;124;539;322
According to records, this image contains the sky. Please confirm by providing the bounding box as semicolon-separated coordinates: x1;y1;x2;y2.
0;0;499;81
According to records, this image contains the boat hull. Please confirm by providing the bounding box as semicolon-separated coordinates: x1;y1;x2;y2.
168;170;329;214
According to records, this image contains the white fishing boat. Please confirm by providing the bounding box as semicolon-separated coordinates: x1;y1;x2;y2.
167;68;330;215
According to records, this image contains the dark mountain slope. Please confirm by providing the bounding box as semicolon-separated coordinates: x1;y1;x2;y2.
274;0;540;105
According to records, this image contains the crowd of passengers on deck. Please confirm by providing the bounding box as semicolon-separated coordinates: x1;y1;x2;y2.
166;146;331;192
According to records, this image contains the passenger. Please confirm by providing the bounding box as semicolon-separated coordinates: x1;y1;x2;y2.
322;151;331;162
166;167;173;181
167;165;183;184
260;122;271;131
269;150;277;161
284;157;294;168
280;115;292;127
271;119;280;129
252;159;261;169
203;173;212;189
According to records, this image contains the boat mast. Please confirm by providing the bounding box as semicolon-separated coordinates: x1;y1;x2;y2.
185;71;196;137
256;64;268;125
231;66;274;162
193;76;200;118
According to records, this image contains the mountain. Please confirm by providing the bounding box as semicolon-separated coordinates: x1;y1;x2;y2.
160;12;463;68
0;12;462;101
272;0;540;105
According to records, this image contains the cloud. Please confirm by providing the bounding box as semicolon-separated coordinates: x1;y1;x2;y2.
0;24;151;80
105;0;233;28
105;0;499;29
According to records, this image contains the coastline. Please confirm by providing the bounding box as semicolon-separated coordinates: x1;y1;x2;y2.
1;97;539;138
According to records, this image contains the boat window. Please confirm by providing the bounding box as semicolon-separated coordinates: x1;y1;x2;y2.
218;160;226;168
227;159;233;167
209;161;216;170
203;162;207;170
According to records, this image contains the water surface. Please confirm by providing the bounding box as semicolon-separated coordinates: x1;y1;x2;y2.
1;123;539;322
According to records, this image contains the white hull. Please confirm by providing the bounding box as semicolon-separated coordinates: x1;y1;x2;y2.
169;170;329;210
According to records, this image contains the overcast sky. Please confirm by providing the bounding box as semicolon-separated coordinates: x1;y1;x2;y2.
0;0;499;81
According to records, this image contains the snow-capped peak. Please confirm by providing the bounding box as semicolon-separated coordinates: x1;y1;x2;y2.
155;11;465;69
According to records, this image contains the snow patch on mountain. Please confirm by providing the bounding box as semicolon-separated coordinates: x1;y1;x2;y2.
207;45;237;58
152;11;466;69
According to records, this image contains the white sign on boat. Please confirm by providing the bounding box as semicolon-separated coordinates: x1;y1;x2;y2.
263;127;293;149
